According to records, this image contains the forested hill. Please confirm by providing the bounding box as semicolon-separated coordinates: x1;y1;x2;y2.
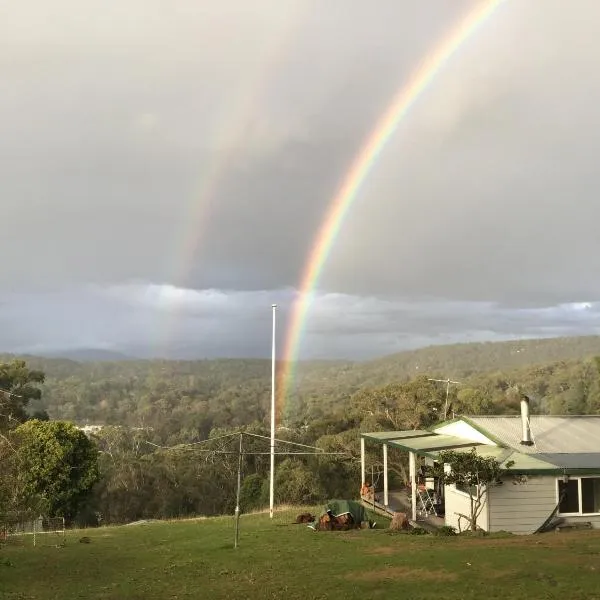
3;334;600;430
343;335;600;386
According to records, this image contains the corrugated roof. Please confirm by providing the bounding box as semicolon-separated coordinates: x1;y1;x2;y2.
465;416;600;454
362;420;600;473
389;434;480;453
454;446;559;472
362;430;481;456
536;453;600;469
360;430;433;442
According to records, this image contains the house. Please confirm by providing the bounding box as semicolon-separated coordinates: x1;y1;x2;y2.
360;397;600;534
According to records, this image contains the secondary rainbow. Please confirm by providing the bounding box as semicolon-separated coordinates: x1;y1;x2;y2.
171;4;306;291
279;0;505;405
158;4;306;354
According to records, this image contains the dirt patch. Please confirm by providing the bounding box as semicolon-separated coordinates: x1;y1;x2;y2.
478;568;520;579
366;546;397;556
348;566;457;583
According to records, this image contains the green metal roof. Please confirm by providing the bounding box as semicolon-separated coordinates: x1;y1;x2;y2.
452;446;558;473
362;430;482;458
361;430;434;442
537;453;600;470
362;428;600;474
388;434;481;453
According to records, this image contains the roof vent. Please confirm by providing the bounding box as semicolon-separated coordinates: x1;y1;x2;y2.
520;395;534;446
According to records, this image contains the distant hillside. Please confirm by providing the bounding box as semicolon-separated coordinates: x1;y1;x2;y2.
338;335;600;387
4;335;600;388
39;348;136;362
284;335;600;396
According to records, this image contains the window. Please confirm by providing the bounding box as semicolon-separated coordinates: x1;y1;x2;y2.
558;480;579;514
558;477;600;515
582;479;600;514
455;482;478;497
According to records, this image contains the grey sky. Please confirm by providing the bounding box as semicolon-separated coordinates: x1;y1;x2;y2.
2;0;600;359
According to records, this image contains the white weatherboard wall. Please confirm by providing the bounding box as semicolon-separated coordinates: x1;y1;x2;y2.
487;476;555;534
488;476;600;534
434;420;496;445
444;485;488;532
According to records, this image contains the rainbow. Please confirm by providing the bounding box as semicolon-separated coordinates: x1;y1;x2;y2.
280;0;505;404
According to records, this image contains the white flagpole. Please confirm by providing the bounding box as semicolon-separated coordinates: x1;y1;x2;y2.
269;304;277;519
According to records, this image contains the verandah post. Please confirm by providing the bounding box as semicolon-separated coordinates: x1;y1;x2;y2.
360;437;365;488
383;443;389;509
409;451;417;522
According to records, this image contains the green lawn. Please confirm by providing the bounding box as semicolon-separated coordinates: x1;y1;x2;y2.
2;510;600;600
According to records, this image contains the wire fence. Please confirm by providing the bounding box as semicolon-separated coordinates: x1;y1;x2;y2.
1;516;66;547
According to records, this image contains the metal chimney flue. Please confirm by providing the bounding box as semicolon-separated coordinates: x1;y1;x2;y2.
520;395;534;446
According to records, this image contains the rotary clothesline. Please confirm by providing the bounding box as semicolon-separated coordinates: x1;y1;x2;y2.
143;430;349;457
142;430;350;549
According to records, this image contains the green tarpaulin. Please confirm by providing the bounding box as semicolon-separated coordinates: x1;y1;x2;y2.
324;500;368;524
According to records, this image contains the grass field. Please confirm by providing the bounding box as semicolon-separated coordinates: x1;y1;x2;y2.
2;510;600;600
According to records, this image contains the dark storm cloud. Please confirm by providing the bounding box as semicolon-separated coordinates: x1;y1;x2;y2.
1;286;599;359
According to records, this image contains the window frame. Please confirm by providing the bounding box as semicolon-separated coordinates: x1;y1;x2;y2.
556;476;600;516
454;482;478;498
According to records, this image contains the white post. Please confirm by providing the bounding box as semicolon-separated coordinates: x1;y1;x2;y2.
269;304;277;519
409;451;417;522
444;379;450;420
360;437;365;489
383;443;389;509
234;433;243;548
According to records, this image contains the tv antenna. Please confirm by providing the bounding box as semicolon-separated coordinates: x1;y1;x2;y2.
428;378;462;420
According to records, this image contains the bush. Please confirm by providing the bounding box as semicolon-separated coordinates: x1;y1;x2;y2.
239;474;265;512
436;525;457;536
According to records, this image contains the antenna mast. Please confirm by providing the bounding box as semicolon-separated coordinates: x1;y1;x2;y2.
428;377;462;420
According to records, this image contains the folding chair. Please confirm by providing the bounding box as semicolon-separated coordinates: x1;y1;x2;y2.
416;484;438;517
